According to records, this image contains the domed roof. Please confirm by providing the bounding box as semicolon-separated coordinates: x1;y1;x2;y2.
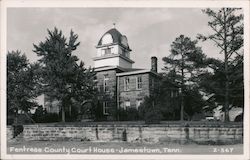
97;28;131;50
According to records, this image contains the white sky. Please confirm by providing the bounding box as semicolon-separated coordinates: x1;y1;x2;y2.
7;8;224;72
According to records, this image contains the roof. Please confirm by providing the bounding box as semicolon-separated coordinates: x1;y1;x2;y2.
97;28;131;50
98;28;122;45
94;66;142;72
94;66;125;72
116;69;161;77
94;65;161;77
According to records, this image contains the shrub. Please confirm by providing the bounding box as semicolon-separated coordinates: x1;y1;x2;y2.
13;124;23;138
144;108;163;124
33;112;59;123
117;108;140;121
138;96;163;123
33;105;59;123
234;113;243;122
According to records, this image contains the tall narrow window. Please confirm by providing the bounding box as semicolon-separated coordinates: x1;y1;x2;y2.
136;99;143;109
136;76;142;90
151;78;155;89
124;77;130;91
103;75;109;92
171;90;174;98
103;102;109;115
125;100;131;110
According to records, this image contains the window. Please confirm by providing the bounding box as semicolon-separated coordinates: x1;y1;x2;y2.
93;78;98;91
125;100;131;109
104;48;111;55
101;48;112;55
103;75;109;92
102;33;113;44
136;76;142;90
151;79;155;88
171;90;174;98
171;90;178;98
136;99;143;109
124;77;130;91
124;51;130;58
103;102;109;115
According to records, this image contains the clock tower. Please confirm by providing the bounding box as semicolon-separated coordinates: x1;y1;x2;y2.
93;27;134;68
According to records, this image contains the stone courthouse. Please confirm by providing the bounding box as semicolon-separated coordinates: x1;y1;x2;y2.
94;27;161;120
44;27;161;120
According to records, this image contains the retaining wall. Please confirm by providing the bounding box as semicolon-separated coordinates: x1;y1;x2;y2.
8;123;243;144
7;126;13;140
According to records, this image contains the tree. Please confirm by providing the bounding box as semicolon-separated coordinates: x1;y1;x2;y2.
33;27;97;122
138;96;163;123
198;55;243;115
183;87;208;120
7;50;40;123
197;8;243;121
155;76;180;120
162;35;207;120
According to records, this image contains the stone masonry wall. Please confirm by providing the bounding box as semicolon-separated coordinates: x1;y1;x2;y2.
7;126;13;140
119;73;150;108
96;69;118;120
15;124;243;144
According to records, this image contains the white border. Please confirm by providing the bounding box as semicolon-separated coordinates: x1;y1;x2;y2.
1;0;249;160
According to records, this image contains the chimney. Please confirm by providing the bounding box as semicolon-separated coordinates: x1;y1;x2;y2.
151;56;158;73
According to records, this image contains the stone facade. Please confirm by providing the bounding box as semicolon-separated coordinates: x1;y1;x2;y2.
95;69;120;120
94;67;161;120
118;72;159;109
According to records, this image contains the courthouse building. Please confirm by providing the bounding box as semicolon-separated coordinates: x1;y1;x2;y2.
44;27;162;120
94;27;161;120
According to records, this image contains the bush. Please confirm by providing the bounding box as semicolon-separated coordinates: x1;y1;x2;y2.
33;105;59;123
33;112;59;123
118;108;140;121
138;96;163;123
234;113;243;122
144;109;163;124
13;124;23;138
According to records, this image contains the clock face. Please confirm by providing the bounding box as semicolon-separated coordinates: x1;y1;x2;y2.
121;36;128;47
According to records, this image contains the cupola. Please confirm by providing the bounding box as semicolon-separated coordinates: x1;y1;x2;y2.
93;27;134;68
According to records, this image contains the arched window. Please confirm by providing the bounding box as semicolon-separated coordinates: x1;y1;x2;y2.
102;33;113;44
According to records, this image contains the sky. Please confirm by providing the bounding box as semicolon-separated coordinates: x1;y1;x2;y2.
7;8;223;72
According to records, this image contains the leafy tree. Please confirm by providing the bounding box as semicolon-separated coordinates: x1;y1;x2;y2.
198;55;243;114
7;50;40;123
33;27;97;122
197;8;243;121
162;35;207;120
155;76;180;120
183;87;208;120
138;96;163;123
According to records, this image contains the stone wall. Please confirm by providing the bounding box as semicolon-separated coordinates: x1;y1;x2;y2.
12;123;243;144
119;73;150;108
96;69;118;120
7;126;13;140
